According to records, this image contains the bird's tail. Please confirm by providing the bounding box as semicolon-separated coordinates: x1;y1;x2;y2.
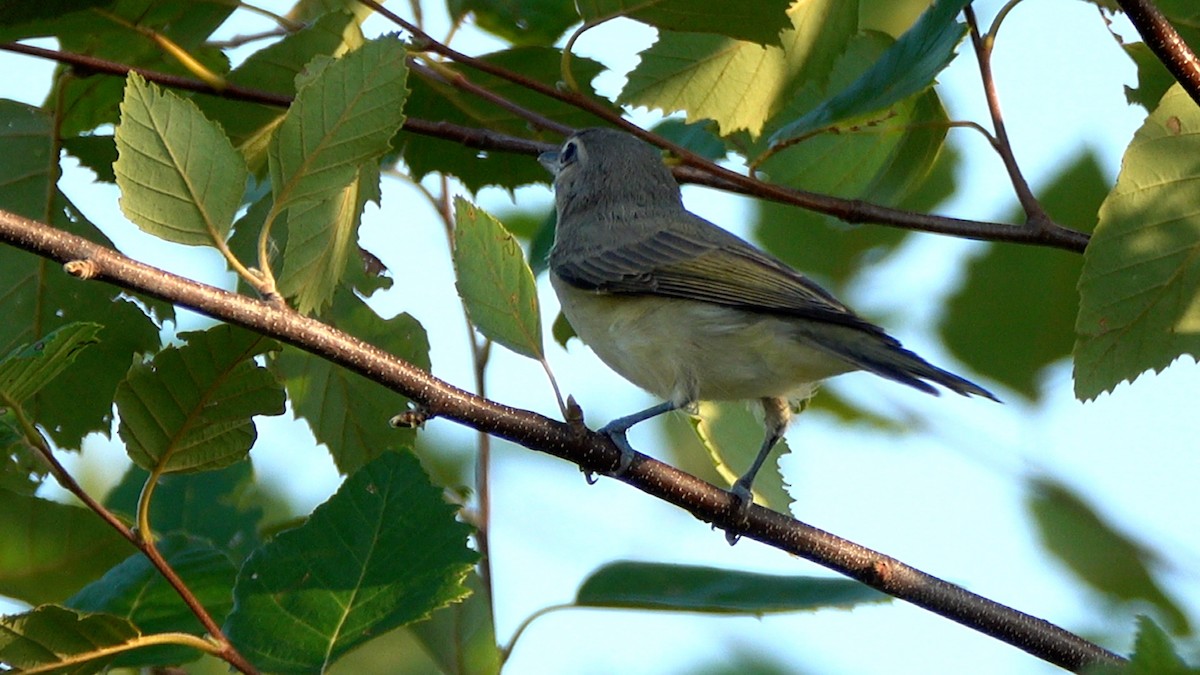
808;327;999;401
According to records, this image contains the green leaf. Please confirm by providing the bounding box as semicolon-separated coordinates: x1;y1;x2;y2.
1028;478;1190;634
0;102;165;448
651;119;728;160
270;36;408;211
0;605;139;674
106;462;263;558
944;153;1107;400
66;534;236;668
770;0;970;143
277;162;382;315
274;292;430;475
0;323;101;404
450;0;578;46
452;198;544;360
1074;84;1200;400
620;0;857;137
269;36;408;313
576;561;888;613
224;451;477;674
114;72;248;247
0;0;112;24
115;325;285;474
1120;616;1200;674
578;0;793;45
0;490;131;605
398;46;613;190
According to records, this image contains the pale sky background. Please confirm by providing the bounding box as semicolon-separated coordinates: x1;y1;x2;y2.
3;1;1198;674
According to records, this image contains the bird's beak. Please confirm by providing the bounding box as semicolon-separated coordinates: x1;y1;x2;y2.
538;150;559;175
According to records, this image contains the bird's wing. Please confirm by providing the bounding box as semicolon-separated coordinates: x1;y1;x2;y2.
553;218;881;333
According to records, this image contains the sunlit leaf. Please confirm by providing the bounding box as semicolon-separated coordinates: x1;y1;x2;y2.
1075;85;1200;400
621;0;857;137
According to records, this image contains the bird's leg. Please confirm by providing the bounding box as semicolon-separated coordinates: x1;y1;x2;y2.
598;400;680;476
726;397;792;545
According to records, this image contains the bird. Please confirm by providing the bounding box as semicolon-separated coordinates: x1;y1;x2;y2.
539;127;996;517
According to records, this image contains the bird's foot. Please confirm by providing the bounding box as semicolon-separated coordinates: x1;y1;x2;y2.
723;481;754;546
598;421;638;477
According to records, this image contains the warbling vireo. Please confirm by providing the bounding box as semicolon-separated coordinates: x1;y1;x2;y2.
540;128;996;507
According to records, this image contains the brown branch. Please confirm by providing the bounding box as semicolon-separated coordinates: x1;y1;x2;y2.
964;6;1050;229
0;207;1124;673
1116;0;1200;105
0;40;1090;252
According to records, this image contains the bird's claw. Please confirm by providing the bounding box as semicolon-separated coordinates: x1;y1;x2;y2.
723;482;754;546
598;423;637;477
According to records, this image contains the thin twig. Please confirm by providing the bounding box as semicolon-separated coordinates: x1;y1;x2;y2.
964;5;1049;229
0;207;1125;673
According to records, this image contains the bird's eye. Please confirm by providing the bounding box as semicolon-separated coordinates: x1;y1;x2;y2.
560;140;578;165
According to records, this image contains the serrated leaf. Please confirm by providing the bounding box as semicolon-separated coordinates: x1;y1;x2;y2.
450;0;577;46
398;46;614;190
577;561;888;613
66;535;236;668
270;36;407;211
0;323;101;404
275;291;430;475
1074;85;1200;400
1122;616;1200;674
116;325;285;474
0;605;139;674
106;462;263;558
770;0;970;143
944;153;1107;400
578;0;793;45
114;72;248;247
0;102;165;448
224;451;477;674
277;162;381;315
453;198;543;360
687;402;790;511
620;0;857;137
1028;478;1190;634
0;490;131;605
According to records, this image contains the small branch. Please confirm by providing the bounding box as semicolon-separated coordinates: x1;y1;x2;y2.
0;41;1091;252
1116;0;1200;105
964;6;1049;228
0;208;1124;673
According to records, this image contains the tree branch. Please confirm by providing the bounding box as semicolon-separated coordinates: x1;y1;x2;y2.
0;207;1123;673
0;40;1090;253
1116;0;1200;105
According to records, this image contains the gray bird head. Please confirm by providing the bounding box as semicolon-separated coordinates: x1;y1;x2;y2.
539;128;683;223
